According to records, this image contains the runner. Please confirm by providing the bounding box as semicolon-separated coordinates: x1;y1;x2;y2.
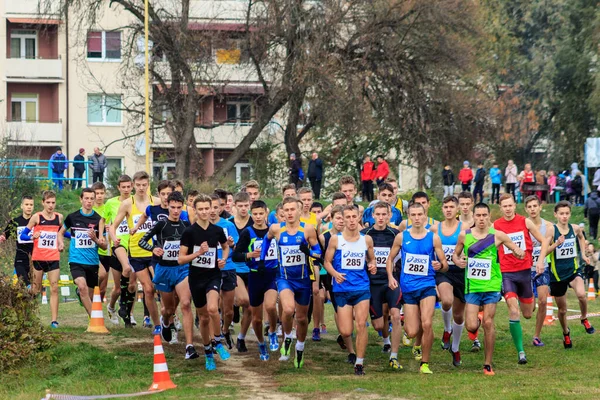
324;205;377;375
179;194;231;371
493;193;547;364
110;171;161;334
187;189;199;222
60;188;106;316
524;195;553;346
387;202;448;374
361;202;403;370
547;201;595;348
228;191;254;352
261;196;320;368
104;175;133;326
0;195;34;287
268;184;296;225
138;191;197;358
397;192;437;231
384;178;409;217
310;201;327;339
430;196;466;366
91;182;110;301
21;190;64;328
362;183;402;228
453;203;525;376
244;180;261;203
233;200;279;360
319;192;348;230
320;176;364;220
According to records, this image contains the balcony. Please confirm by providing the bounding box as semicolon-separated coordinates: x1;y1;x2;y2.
152;123;256;149
5;57;63;82
5;120;63;145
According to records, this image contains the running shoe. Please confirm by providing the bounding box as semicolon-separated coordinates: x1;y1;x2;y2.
532;337;545;347
581;318;595;334
118;306;132;328
214;343;230;361
236;338;248;353
143;316;152;328
321;324;327;334
347;353;357;365
107;306;119;325
224;332;233;350
450;349;462;367
185;345;199;360
312;328;321;341
259;343;269;361
75;288;83;307
173;314;182;331
337;334;347;350
389;357;402;370
563;329;573;349
154;325;164;337
269;332;279;352
441;330;452;351
280;338;292;361
264;325;270;338
518;351;528;364
412;345;422;361
419;363;433;374
50;321;59;329
294;349;304;368
471;339;481;353
402;332;413;347
276;324;283;337
354;364;365;375
382;344;391;353
130;314;138;326
483;364;495;376
205;354;216;371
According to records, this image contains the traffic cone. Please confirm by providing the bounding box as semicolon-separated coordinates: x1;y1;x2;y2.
149;334;177;391
86;286;110;334
544;296;554;325
587;279;596;301
41;287;48;305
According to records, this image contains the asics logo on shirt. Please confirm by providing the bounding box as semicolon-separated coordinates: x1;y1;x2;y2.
40;232;57;239
406;254;428;264
281;247;302;256
343;251;363;258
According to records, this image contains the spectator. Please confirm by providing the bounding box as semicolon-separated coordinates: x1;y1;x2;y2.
572;171;584;205
361;155;376;202
307;152;323;200
548;170;557;200
374;155;390;186
535;170;547;202
458;161;473;192
73;148;86;189
593;168;600;189
489;162;501;204
288;153;302;188
442;164;455;197
473;162;486;203
49;146;68;191
584;188;600;239
89;147;108;183
505;159;518;197
589;244;600;294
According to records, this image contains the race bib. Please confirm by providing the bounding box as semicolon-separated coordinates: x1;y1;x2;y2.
280;245;306;267
162;240;180;261
531;246;542;270
442;244;456;266
133;214;152;234
75;230;94;249
374;247;390;268
503;231;526;255
467;258;491;280
191;246;216;268
38;232;57;249
253;239;263;261
17;226;32;244
341;249;365;270
403;253;429;276
556;238;576;260
217;228;228;249
116;220;129;236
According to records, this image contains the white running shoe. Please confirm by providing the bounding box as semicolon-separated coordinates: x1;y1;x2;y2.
130;314;138;326
107;306;119;325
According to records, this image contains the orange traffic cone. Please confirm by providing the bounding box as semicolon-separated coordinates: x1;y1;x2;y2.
41;287;48;305
149;334;177;391
587;279;596;301
86;286;110;334
544;296;554;325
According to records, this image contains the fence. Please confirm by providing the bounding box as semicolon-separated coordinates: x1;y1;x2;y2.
0;159;92;188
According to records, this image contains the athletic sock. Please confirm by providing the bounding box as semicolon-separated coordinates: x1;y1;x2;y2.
390;352;398;359
451;321;464;352
296;341;305;351
383;337;391;345
442;308;453;333
203;344;212;355
238;333;246;340
509;319;524;353
284;332;293;340
355;357;364;366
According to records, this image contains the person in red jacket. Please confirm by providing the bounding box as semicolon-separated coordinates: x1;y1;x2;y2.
458;161;474;192
361;155;376;202
375;155;390;186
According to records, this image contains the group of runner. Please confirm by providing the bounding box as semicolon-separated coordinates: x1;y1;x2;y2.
1;172;596;376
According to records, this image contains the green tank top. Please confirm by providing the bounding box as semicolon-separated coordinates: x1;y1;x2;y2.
549;224;579;282
463;227;502;294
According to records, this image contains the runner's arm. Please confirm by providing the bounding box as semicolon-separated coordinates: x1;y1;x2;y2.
433;234;448;272
495;230;524;258
323;234;340;277
545;225;561;253
97;219;107;250
452;233;467;268
0;219;15;241
260;225;277;261
365;235;377;274
574;224;590;264
109;201;129;245
526;218;549;271
232;230;251;262
138;221;162;252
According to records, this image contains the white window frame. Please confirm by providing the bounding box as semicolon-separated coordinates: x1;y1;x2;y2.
10;30;38;59
87;31;122;62
225;100;254;126
235;162;251;185
11;96;39;122
153;162;176;181
87;94;123;126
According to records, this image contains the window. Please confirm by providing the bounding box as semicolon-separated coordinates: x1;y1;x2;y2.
87;31;121;60
226;97;254;124
104;158;123;184
10;30;37;59
87;94;122;125
11;94;38;122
